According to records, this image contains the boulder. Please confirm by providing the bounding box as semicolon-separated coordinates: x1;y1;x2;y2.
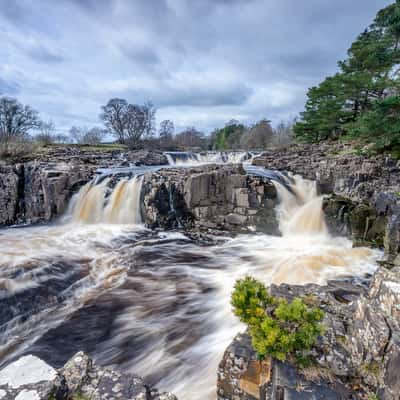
0;352;177;400
141;164;279;233
217;267;400;399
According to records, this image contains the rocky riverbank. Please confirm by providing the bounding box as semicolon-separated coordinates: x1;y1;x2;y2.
253;143;400;263
0;148;168;226
141;164;278;234
1;143;399;399
218;144;400;400
218;266;400;399
0;351;176;400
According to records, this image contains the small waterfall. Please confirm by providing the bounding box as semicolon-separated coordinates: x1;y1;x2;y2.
164;151;254;166
69;175;143;224
273;174;327;236
164;151;200;166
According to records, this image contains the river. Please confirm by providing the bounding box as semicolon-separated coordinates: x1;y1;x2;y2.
0;154;380;399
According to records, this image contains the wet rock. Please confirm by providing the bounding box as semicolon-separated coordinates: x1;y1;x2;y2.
218;267;400;399
0;148;168;226
142;164;279;233
0;355;67;400
0;352;177;400
253;143;400;260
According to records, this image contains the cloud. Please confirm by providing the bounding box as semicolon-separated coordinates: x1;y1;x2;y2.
0;78;20;95
0;0;393;133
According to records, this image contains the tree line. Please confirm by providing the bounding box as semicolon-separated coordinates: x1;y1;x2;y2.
0;93;293;158
294;1;400;155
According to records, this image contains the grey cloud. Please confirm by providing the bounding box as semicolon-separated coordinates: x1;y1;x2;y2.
0;78;21;95
154;83;253;108
0;0;393;133
119;44;161;67
28;45;65;64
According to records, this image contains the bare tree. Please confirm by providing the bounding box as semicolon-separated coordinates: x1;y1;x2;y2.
53;133;71;144
69;126;106;145
124;104;147;148
159;119;174;148
83;127;106;144
274;119;295;147
100;98;128;143
142;101;156;138
0;96;40;157
36;120;56;145
175;127;205;149
100;98;156;148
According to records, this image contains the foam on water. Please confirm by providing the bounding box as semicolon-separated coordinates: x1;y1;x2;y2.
0;170;381;399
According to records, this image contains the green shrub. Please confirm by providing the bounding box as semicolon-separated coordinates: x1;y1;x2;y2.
231;277;325;364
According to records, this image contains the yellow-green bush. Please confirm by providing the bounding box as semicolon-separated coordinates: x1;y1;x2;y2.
231;277;325;365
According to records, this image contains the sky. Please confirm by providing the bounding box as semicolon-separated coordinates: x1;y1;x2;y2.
0;0;393;134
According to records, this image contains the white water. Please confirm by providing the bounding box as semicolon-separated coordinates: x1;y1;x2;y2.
68;175;143;224
0;170;381;400
164;151;254;166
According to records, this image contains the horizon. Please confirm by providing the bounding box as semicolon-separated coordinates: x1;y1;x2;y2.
0;0;392;134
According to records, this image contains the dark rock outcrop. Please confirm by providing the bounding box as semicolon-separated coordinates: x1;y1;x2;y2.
0;149;168;226
0;351;176;400
0;162;94;226
218;267;400;399
253;143;400;261
141;164;279;233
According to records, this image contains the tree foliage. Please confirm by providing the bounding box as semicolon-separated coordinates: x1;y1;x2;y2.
212;120;246;150
211;119;282;150
294;1;400;152
231;277;325;364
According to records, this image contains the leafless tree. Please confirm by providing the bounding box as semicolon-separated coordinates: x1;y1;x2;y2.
124;104;147;148
142;101;156;138
69;126;106;145
83;127;106;144
100;98;156;148
159;119;174;148
53;134;71;144
0;96;40;157
274;119;295;147
175;127;206;149
100;98;128;143
36;120;56;145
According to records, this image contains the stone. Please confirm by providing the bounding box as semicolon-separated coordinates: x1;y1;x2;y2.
142;164;278;233
0;352;177;400
0;148;168;226
253;143;400;260
0;355;56;389
0;355;66;400
218;269;400;399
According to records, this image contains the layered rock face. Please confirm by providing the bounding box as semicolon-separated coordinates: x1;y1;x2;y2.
253;143;400;262
141;164;279;233
0;352;176;400
0;148;168;226
0;162;94;226
218;268;400;400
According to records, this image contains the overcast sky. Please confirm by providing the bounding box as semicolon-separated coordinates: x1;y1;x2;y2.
0;0;392;134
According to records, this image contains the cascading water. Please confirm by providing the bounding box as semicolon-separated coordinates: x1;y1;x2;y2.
164;151;254;166
68;175;143;224
0;169;381;400
273;174;327;235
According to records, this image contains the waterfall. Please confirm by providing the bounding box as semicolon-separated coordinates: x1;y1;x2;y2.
273;174;328;236
164;151;254;166
69;175;143;224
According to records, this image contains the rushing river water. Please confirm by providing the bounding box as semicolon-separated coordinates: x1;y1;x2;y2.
0;156;381;399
